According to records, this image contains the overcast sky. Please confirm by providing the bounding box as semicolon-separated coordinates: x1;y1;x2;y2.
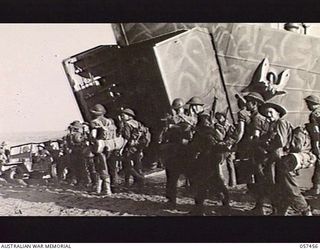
0;24;116;133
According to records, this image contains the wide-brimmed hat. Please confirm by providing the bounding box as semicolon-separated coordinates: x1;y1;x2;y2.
244;92;265;104
235;93;246;105
259;102;287;118
122;108;136;117
187;96;204;106
304;95;320;105
90;104;107;115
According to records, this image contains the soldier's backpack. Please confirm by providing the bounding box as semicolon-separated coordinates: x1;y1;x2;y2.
92;117;117;140
137;122;151;148
127;120;151;148
290;126;312;153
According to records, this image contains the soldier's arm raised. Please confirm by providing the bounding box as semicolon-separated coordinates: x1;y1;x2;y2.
234;120;245;143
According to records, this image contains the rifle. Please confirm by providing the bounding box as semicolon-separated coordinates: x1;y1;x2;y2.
210;96;218;123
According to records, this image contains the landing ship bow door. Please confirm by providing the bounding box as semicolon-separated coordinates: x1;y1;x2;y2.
153;27;227;112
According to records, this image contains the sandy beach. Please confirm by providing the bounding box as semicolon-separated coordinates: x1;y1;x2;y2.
0;170;319;216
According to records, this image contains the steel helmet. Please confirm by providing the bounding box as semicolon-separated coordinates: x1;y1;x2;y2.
171;98;184;109
122;108;136;117
90;104;107;115
187;96;204;106
304;95;320;105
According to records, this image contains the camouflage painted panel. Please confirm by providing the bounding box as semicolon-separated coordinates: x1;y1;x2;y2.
153;28;225;113
112;23;320;127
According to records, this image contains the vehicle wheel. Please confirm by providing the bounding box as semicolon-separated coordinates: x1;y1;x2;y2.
9;169;17;179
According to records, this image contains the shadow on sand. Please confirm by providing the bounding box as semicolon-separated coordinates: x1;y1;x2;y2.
0;179;262;216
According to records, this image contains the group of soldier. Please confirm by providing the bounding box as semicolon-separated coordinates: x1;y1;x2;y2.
43;104;151;196
2;91;320;216
157;92;320;216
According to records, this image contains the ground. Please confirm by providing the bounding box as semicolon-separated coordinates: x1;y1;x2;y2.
0;170;320;216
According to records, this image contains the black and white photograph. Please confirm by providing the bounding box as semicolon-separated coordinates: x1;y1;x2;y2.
2;22;320;219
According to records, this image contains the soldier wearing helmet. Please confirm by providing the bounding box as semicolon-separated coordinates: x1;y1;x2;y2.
159;98;193;144
186;96;205;126
189;111;231;215
89;103;117;195
158;98;195;206
119;107;148;187
304;95;320;195
65;120;90;187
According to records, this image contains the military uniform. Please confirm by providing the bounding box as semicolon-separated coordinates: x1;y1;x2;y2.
274;125;315;215
159;112;193;144
160;111;194;204
190;116;230;214
33;147;53;176
213;119;237;187
237;109;269;158
89;104;117;195
237;108;269;213
44;142;60;181
90;115;117;193
262;118;293;212
90;116;119;182
120;108;148;186
258;100;312;215
66;130;89;186
56;138;71;181
308;106;320;188
237;108;251;125
186;96;205;127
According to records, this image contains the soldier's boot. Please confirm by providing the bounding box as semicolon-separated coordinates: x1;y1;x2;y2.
189;202;205;216
302;206;313;216
131;169;145;187
101;177;112;196
15;179;28;186
166;195;177;208
95;179;103;194
222;198;230;208
269;206;287;216
165;184;177;207
123;164;131;188
124;177;130;188
89;173;98;191
250;202;264;215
